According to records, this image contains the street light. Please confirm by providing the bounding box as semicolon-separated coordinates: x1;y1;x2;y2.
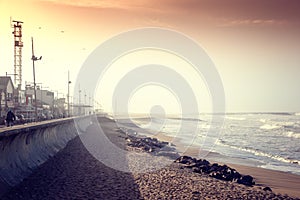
31;37;42;121
67;70;71;117
78;86;82;115
69;95;73;116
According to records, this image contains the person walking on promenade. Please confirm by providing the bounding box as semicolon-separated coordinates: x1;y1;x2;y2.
6;109;16;127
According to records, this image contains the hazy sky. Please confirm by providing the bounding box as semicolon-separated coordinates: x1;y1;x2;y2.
0;0;299;113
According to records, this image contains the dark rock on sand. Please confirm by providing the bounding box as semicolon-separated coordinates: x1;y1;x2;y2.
175;156;210;168
125;132;180;159
237;175;255;186
209;165;242;182
263;187;272;192
175;156;258;187
174;155;196;165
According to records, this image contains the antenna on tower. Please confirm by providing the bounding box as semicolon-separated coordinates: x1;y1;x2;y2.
11;19;24;89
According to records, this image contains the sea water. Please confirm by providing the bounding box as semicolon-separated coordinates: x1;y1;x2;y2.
131;113;300;175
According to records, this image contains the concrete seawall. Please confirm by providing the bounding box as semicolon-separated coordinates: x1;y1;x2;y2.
0;116;94;196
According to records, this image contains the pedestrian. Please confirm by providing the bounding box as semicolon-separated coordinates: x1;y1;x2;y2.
6;109;16;127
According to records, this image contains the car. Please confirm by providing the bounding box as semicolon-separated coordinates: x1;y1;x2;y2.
38;113;47;121
15;114;25;124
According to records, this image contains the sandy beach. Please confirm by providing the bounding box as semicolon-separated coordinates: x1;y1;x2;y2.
2;117;300;199
123;118;300;198
178;146;300;198
228;163;300;198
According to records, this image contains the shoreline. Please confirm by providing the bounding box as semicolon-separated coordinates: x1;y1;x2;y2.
227;163;300;198
127;115;300;174
2;117;299;199
119;120;300;198
158;136;300;198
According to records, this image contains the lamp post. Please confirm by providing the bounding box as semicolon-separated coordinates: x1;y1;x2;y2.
79;88;82;116
89;94;91;115
69;95;73;116
67;70;71;117
31;37;42;121
0;89;2;117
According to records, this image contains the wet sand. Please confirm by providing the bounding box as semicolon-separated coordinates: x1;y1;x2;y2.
144;128;300;198
2;117;299;199
228;163;300;198
174;145;300;199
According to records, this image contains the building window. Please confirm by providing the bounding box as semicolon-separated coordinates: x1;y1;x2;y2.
7;93;12;101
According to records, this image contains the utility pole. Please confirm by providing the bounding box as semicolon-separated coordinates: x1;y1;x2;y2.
84;90;87;115
67;70;71;117
78;84;81;115
89;93;91;115
0;89;2;117
31;37;42;121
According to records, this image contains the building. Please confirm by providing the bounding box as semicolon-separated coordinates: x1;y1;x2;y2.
24;85;54;113
55;97;66;117
24;85;54;107
36;87;55;109
0;76;15;117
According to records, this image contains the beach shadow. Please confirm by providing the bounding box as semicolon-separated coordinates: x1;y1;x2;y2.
2;117;142;199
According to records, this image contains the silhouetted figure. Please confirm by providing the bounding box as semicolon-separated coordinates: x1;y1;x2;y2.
6;110;16;127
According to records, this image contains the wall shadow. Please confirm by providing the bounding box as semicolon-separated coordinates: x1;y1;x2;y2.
2;117;142;199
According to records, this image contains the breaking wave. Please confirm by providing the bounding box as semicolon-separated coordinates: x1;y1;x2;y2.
260;124;281;130
225;116;246;121
216;140;300;165
278;131;300;139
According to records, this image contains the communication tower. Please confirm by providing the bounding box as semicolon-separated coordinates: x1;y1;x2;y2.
11;20;24;89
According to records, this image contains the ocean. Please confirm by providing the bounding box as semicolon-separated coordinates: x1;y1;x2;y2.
118;113;300;175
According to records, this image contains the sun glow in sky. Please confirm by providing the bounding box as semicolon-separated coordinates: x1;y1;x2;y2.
0;0;300;113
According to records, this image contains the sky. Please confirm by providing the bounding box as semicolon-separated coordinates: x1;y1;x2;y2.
0;0;300;113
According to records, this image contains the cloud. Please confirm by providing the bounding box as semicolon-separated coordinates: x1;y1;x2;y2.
143;18;175;28
40;0;128;9
38;0;300;30
39;0;164;12
218;18;289;27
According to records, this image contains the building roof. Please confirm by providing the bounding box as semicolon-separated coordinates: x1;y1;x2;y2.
0;76;14;90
